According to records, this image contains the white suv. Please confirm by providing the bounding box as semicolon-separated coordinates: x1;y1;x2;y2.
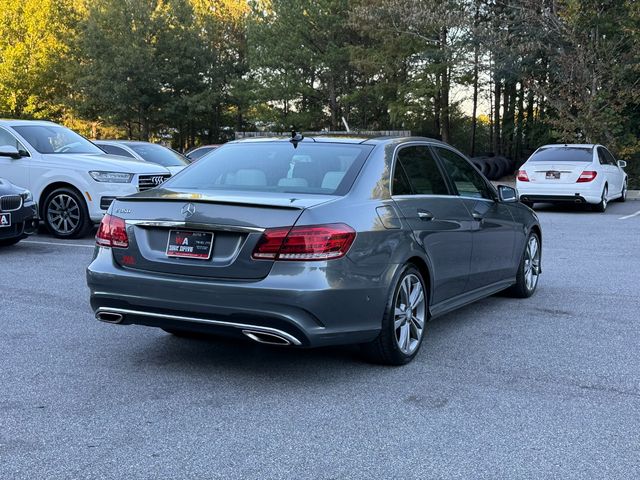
0;120;171;238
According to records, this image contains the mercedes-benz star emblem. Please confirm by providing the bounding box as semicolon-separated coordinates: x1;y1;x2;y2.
181;203;196;218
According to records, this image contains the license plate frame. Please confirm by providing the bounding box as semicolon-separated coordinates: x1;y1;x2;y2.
545;171;561;180
166;230;214;260
0;212;11;228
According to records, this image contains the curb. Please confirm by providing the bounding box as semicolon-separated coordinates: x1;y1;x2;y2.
628;190;640;200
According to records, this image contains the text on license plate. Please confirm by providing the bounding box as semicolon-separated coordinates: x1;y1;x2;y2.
166;230;214;259
0;213;11;228
546;171;561;180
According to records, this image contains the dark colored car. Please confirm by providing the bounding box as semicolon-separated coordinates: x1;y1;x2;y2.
185;145;220;162
87;136;542;365
0;177;38;247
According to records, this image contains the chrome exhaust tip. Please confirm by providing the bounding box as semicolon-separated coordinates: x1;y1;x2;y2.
242;330;291;346
96;311;124;324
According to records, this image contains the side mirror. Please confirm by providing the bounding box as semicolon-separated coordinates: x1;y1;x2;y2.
617;160;627;168
0;145;21;159
498;185;518;203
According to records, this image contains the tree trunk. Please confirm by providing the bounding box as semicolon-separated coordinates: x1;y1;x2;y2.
328;75;339;131
470;51;479;154
515;83;525;166
434;71;442;138
493;79;501;154
440;27;450;143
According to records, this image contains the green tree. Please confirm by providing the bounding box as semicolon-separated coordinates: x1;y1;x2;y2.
0;0;79;119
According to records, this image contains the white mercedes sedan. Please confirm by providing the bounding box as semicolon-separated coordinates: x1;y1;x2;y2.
517;144;628;212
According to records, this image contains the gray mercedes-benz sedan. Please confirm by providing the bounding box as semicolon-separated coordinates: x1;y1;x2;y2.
87;135;541;365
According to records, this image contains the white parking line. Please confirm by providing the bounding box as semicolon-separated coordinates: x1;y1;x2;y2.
21;240;95;248
618;210;640;220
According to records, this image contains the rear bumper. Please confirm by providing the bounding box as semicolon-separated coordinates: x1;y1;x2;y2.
517;181;602;204
86;247;392;347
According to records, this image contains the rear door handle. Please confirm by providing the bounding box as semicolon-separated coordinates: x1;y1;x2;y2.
417;209;434;221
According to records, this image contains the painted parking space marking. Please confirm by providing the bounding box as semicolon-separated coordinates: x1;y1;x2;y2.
618;210;640;220
21;240;95;248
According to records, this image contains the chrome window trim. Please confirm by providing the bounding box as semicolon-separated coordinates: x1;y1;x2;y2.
95;307;302;346
126;219;265;233
389;141;498;202
389;141;454;197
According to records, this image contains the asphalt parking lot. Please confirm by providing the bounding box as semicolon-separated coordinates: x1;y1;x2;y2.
2;201;640;479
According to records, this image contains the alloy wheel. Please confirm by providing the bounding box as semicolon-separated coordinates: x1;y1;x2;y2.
47;193;81;235
524;235;541;292
393;273;426;355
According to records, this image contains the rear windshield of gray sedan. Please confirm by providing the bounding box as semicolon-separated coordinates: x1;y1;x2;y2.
165;143;374;195
528;147;593;162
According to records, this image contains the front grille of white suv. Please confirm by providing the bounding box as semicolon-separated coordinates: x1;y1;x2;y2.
138;174;171;191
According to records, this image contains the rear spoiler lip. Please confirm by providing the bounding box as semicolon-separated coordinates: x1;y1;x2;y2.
115;193;307;210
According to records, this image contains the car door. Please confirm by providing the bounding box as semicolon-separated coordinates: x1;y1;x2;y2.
602;147;623;194
390;144;474;304
433;146;518;291
597;147;619;195
0;126;31;190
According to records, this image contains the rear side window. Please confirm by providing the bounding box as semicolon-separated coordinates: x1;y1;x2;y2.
392;146;449;195
165;143;373;196
529;147;593;162
600;147;617;166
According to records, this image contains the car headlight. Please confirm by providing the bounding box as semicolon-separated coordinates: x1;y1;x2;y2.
20;189;33;203
89;171;134;183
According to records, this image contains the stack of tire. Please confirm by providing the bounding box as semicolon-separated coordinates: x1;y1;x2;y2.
470;156;516;180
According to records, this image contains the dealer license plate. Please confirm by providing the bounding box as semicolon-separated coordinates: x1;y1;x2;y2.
166;230;214;259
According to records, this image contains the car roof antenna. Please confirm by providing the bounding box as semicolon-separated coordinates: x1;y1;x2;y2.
290;127;303;149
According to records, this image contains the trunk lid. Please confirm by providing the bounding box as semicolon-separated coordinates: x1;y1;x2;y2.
108;188;336;279
525;162;591;184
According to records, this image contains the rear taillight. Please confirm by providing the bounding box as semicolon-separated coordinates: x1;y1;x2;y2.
517;170;529;182
252;223;356;261
577;171;597;183
96;214;129;248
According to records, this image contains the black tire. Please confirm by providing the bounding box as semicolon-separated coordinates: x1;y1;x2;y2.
485;158;502;180
592;186;608;213
0;237;21;247
361;264;428;366
617;181;627;202
42;187;92;239
505;232;541;298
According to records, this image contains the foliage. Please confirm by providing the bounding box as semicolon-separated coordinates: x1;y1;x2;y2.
0;0;638;186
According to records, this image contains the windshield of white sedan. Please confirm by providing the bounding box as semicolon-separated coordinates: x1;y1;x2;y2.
529;147;593;162
12;125;104;155
165;143;373;195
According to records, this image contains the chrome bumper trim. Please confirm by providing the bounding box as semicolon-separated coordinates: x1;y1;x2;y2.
125;220;265;233
95;307;302;346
